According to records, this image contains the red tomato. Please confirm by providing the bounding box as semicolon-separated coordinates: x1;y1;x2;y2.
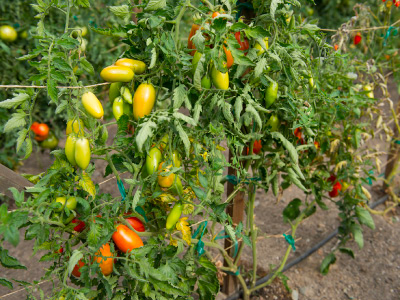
34;134;49;141
314;141;320;149
94;243;113;276
354;33;362;45
235;32;249;51
30;122;39;132
126;217;145;232
334;44;339;51
294;127;302;139
72;218;86;232
55;247;63;254
329;188;339;197
36;123;49;137
247;140;262;155
72;260;85;277
112;224;144;253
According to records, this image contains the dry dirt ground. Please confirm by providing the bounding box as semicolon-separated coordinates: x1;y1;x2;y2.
1;84;400;300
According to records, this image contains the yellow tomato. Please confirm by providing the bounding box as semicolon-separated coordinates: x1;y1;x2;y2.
211;65;229;90
82;92;104;119
133;83;156;120
254;37;269;56
66;118;84;136
0;25;17;42
115;58;146;75
100;65;134;82
158;163;175;188
74;137;91;170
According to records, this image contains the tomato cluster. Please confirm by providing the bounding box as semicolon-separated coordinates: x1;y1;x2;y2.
328;175;342;198
30;122;59;149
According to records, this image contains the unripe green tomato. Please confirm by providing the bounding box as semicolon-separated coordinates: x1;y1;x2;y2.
172;150;181;168
265;81;278;108
254;37;268;56
133;83;156;120
82;92;104;119
211;65;229;90
109;82;123;103
0;25;17;42
74;137;91;170
100;65;134;82
115;58;146;74
146;147;162;175
113;97;124;120
65;135;77;166
309;77;314;89
66;119;84;136
123;101;132;116
81;26;88;37
79;38;88;52
166;203;183;230
192;51;202;74
40;131;59;149
120;87;133;104
56;196;77;211
201;75;211;89
363;84;374;98
266;114;279;132
20;31;28;39
159;134;169;151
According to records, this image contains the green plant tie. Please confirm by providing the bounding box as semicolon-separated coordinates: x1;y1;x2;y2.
13;23;20;28
366;170;374;186
73;15;78;21
192;221;208;256
225;175;261;186
224;266;241;276
382;26;398;46
394;140;400;145
214;230;238;258
135;206;148;223
117;179;127;201
283;233;296;251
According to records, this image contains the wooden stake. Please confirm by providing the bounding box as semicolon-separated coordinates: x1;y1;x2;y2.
384;97;400;187
0;164;33;200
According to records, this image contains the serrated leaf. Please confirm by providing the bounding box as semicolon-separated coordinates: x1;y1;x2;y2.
270;0;283;21
109;5;130;21
4;113;26;133
234;96;243;122
136;120;157;151
16;129;28;153
132;188;141;210
175;121;190;157
271;132;298;164
173;112;196;126
320;253;336;275
79;171;96;197
192;30;205;54
0;248;26;269
173;85;187;109
282;198;301;222
55;100;68;114
194;55;205;90
193;102;202;124
272;173;279;196
24;138;32;159
80;57;94;75
47;79;58;103
350;223;364;249
0;93;30;109
0;277;12;289
339;248;355;258
355;206;375;229
292;163;305;180
254;58;266;78
149;47;157;69
68;250;83;276
89;25;127;38
287;168;307;191
52;57;72;72
145;0;166;11
245;104;262;129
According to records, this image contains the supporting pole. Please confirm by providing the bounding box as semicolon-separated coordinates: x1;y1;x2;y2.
384;96;400;187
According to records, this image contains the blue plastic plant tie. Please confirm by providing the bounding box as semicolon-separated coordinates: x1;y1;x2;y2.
283;233;296;251
214;230;239;258
382;26;398;46
135;206;148;223
394;140;400;145
225;266;241;276
226;175;239;185
13;23;20;28
73;15;78;21
117;179;127;201
366;170;374;186
192;221;208;256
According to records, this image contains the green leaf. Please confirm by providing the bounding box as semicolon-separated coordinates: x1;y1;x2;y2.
56;37;80;50
0;277;12;289
271;132;298;164
194;55;205;91
47;79;58;103
282;198;301;222
132;188;141;210
245;104;262;130
79;171;96;197
173;112;196;126
173;85;187;109
175;121;190;157
68;250;83;276
16;129;28;153
234;96;243;122
109;5;130;21
4;112;26;133
339;248;355;258
355;206;375;229
0;93;30;109
4;226;19;247
0;248;26;269
89;25;127;38
192;30;206;54
320;253;336;275
136;120;157;151
272;173;279;196
53;57;72;72
24;138;32;159
74;0;90;7
145;0;166;11
287;168;307;191
254;58;266;78
350;223;364;249
80;57;94;75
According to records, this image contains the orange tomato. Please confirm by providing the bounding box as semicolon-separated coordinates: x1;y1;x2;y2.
188;24;200;56
30;122;39;132
247;140;262;155
72;260;85;277
112;224;143;253
212;12;220;18
94;243;113;276
223;46;234;68
157;162;175;188
126;217;145;232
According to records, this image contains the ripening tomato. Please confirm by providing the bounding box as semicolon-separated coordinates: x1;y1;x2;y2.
334;44;339;51
265;82;278;108
109;82;123;103
112;97;124;120
201;75;211;89
314;141;320;149
0;25;17;42
74;138;90;170
211;11;220;18
30;122;39;132
211;65;229;90
56;247;63;254
188;24;200;56
235;32;249;51
294;128;302;140
126;217;145;232
55;196;77;211
72;218;86;232
34;134;48;142
254;37;269;56
100;65;134;82
65;135;77;166
354;33;362;45
146;147;162;175
223;46;234;68
341;181;349;192
94;243;113;276
66;119;84;136
166;203;183;230
133;83;156;121
115;58;146;75
247;140;262;155
72;260;85;277
82;92;104;119
158;162;176;188
35;123;50;137
112;224;144;253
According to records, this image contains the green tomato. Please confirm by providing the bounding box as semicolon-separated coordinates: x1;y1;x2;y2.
211;65;229;90
172;150;181;168
265;81;278;108
266;114;279;132
123;101;132;116
109;82;123;103
166;203;183;230
113;97;124;120
55;196;77;211
40;131;59;149
146;147;162;175
192;51;202;74
65;135;77;166
201;75;211;89
74;138;91;170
